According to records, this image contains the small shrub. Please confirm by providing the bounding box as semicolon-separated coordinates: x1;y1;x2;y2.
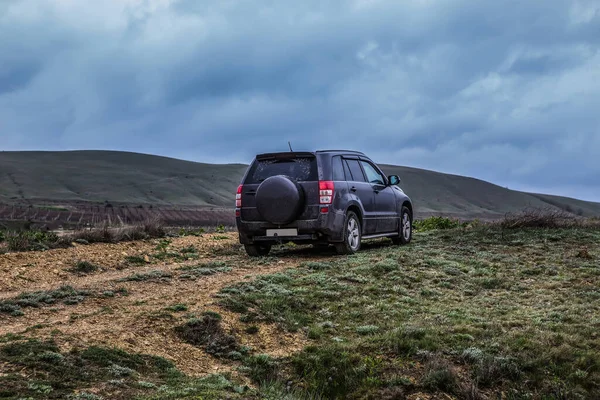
308;325;324;339
138;217;166;238
202;311;222;320
239;313;258;323
178;262;232;279
69;261;100;274
302;262;331;270
37;350;65;364
179;227;205;237
472;355;521;387
373;260;397;275
175;312;238;358
125;255;147;265
244;354;279;383
413;217;461;232
500;208;576;229
227;351;243;360
179;245;197;255
28;382;53;394
5;230;63;251
292;345;372;397
0;285;90;315
0;303;21;315
80;346;144;369
421;358;458;393
383;326;438;356
244;325;260;335
462;347;484;364
166;304;188;312
356;325;379;335
68;218;166;245
118;270;172;282
108;363;137;377
67;393;104;400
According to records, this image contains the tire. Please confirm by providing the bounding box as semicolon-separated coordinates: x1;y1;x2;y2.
255;175;304;225
335;211;361;255
392;206;412;245
244;244;271;257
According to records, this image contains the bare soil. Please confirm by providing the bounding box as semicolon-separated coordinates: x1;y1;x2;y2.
0;233;312;376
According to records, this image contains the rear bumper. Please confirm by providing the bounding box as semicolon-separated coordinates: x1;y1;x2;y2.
236;209;345;244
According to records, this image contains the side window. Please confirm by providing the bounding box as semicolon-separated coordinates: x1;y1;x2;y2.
332;156;345;181
342;159;352;181
360;161;385;185
345;159;367;182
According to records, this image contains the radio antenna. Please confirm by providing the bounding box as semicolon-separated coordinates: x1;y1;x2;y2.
288;141;293;152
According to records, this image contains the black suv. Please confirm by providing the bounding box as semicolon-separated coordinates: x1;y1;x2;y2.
235;150;413;256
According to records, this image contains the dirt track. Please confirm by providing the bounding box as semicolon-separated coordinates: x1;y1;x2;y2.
0;233;317;376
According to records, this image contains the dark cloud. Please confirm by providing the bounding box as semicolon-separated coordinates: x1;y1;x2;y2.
1;0;599;201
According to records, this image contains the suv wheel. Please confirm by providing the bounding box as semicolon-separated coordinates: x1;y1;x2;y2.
244;244;271;257
335;211;361;255
392;206;412;245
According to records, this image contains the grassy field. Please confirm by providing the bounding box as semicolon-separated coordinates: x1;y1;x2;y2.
0;221;599;399
2;150;599;219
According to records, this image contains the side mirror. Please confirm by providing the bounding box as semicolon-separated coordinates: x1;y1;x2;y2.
388;175;400;185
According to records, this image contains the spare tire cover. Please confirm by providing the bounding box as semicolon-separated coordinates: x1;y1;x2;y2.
256;175;304;225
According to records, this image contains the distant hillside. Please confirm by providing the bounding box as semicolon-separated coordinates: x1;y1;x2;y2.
379;165;600;218
0;151;247;207
1;151;599;219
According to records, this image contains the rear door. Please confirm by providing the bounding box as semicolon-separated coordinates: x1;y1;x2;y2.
360;160;399;233
343;158;377;234
240;153;319;222
331;156;349;205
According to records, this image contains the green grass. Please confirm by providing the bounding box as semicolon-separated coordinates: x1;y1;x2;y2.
2;230;65;251
177;261;232;280
69;260;101;274
217;226;600;398
165;304;188;312
125;255;148;265
413;216;463;231
3;224;599;399
0;286;91;316
151;240;200;262
118;270;172;282
0;336;249;400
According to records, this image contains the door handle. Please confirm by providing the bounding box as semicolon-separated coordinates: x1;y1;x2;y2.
350;186;357;192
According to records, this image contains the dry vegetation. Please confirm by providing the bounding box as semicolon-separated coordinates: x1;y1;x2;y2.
0;212;599;399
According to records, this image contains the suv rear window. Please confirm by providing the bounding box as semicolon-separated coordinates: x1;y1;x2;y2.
245;157;318;184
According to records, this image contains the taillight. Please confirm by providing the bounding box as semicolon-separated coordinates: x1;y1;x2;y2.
235;185;243;208
319;181;334;204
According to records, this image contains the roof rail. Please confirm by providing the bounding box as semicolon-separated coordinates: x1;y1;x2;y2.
315;149;365;155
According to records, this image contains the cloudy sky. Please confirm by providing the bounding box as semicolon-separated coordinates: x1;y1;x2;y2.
1;0;599;201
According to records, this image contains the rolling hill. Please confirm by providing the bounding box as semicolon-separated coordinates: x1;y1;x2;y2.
1;150;598;219
0;151;247;207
